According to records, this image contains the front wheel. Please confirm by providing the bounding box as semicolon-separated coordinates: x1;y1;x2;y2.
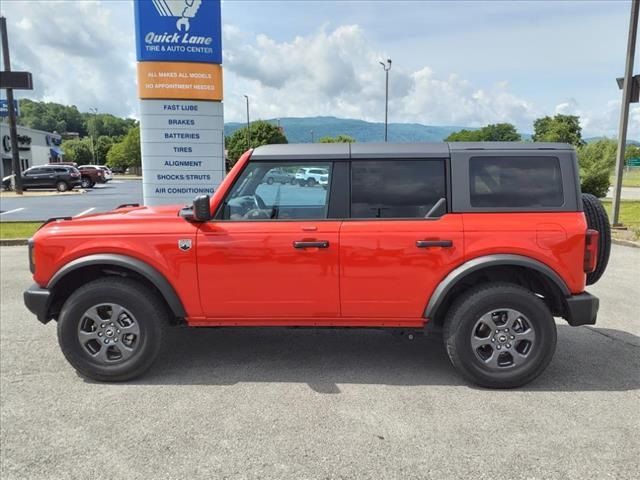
443;282;557;388
57;278;168;382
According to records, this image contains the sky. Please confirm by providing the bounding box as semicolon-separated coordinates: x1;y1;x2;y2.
1;0;639;138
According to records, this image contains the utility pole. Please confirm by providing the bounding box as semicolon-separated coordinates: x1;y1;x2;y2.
89;107;98;164
1;16;30;194
379;58;392;142
612;0;639;226
244;95;251;149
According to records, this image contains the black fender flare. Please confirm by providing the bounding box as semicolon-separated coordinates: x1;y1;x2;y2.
424;254;570;319
48;254;186;318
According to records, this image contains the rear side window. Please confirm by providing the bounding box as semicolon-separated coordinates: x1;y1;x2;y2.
469;156;563;208
351;160;446;218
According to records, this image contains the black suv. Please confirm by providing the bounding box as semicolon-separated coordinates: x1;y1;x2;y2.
20;165;82;192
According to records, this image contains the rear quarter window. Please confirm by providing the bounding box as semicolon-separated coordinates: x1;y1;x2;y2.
469;156;564;208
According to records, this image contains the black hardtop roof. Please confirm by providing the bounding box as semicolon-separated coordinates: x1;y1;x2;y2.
250;142;574;160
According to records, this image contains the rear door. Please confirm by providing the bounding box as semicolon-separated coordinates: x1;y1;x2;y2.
340;158;464;319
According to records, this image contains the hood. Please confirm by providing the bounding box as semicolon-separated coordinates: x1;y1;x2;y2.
36;203;197;237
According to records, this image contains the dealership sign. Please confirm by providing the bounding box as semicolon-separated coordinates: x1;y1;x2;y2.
134;0;222;64
134;0;224;206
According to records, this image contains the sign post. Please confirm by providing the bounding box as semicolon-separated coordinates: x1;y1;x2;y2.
1;16;33;195
134;0;224;206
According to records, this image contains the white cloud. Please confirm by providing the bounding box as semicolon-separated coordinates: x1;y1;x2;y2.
3;1;138;119
555;98;640;138
1;0;635;138
223;25;540;131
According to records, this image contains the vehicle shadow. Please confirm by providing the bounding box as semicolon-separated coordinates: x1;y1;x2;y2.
125;325;639;392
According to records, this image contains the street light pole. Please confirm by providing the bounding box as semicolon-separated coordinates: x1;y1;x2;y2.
612;0;639;226
379;59;392;142
89;107;98;164
244;95;251;149
1;16;23;194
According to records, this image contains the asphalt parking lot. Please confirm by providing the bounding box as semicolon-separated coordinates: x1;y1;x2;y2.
0;180;143;221
1;245;639;479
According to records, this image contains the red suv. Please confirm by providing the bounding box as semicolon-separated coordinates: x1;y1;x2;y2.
24;143;610;387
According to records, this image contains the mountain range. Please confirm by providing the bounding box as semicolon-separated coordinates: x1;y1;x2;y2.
224;116;637;144
224;116;470;143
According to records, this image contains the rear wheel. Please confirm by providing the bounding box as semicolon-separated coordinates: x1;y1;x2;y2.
443;282;557;388
56;181;69;192
582;193;611;285
57;278;168;382
81;177;92;189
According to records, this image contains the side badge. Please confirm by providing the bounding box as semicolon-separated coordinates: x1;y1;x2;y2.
178;239;192;251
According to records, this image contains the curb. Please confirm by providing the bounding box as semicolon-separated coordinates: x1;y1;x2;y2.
612;238;640;249
0;238;29;246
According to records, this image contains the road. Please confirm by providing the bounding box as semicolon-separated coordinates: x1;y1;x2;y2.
1;245;639;479
606;186;640;200
0;180;143;221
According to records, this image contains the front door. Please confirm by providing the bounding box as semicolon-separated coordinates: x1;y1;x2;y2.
197;160;341;321
340;158;464;319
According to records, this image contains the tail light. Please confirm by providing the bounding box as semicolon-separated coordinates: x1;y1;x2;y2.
584;229;599;273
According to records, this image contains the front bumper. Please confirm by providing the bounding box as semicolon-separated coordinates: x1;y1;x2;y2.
565;292;599;326
23;284;52;324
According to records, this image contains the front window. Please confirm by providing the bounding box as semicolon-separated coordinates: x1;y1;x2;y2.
221;162;332;220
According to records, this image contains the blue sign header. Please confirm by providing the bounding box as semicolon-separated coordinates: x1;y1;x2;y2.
0;99;20;118
134;0;222;64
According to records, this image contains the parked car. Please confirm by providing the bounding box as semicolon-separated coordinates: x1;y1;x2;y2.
76;165;106;188
20;165;81;192
263;167;295;185
80;165;112;183
24;142;610;387
295;167;329;187
98;166;113;181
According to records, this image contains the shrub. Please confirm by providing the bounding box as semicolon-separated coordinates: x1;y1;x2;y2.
577;139;617;198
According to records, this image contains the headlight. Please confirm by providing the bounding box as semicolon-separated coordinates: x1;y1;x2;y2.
28;238;35;274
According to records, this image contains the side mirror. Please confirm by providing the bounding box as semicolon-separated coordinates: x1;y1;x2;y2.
192;195;212;222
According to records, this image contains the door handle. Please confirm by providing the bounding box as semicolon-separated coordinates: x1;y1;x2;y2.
293;240;329;249
416;240;453;248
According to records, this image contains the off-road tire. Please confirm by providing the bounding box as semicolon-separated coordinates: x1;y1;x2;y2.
582;193;611;285
443;282;557;389
58;277;168;382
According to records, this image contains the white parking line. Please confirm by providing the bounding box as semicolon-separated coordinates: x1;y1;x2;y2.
0;208;25;216
75;207;96;217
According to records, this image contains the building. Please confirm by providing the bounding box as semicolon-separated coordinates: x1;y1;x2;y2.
0;124;63;178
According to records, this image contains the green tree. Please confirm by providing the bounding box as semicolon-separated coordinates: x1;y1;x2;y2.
61;138;94;164
226;120;288;167
577;139;617;197
18;99;86;135
106;142;128;171
95;135;119;165
106;127;141;170
532;114;584;146
318;134;355;143
445;123;521;142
